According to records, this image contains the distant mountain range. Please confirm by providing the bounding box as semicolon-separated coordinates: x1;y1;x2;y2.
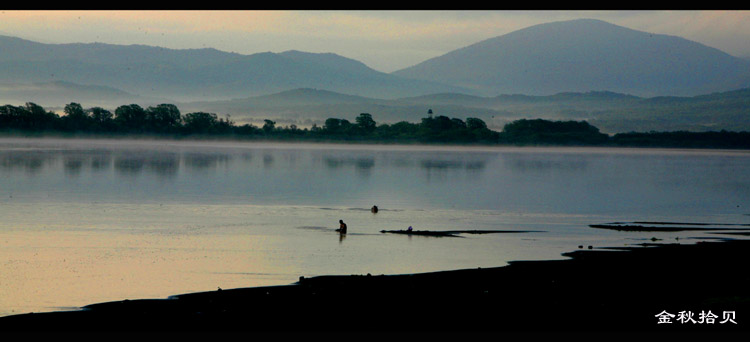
0;35;469;102
2;18;750;133
393;19;750;97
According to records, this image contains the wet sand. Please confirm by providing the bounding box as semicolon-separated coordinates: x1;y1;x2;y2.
1;239;749;333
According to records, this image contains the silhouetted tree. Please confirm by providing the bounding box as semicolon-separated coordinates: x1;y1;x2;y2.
262;119;276;133
0;104;27;129
14;102;59;131
88;107;114;131
466;117;487;131
234;123;260;135
419;115;471;142
146;104;182;133
323;118;351;135
374;121;419;141
355;113;376;134
61;102;91;131
465;117;498;142
500;119;608;145
183;112;219;134
214;115;234;134
114;104;147;132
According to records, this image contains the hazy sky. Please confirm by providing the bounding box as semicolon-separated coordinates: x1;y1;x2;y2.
1;10;749;73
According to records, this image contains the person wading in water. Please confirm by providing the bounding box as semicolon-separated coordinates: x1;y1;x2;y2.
337;220;347;234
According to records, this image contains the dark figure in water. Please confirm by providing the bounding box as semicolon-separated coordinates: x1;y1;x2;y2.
337;220;347;234
371;205;378;213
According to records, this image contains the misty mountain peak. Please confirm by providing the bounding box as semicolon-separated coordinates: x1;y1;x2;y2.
393;19;750;97
279;50;376;73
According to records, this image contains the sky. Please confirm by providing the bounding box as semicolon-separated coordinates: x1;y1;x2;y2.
1;10;749;73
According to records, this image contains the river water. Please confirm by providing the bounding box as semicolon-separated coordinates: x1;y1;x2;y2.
1;137;748;316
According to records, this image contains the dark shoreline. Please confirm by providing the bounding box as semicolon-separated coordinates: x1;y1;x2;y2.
4;129;750;151
1;239;749;333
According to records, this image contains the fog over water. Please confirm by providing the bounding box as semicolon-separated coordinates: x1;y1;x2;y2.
1;138;749;316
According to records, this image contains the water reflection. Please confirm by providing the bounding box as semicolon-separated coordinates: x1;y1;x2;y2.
322;156;376;178
63;156;84;176
90;153;111;171
113;154;145;176
0;144;497;186
0;151;49;174
318;151;489;179
420;160;463;169
62;152;113;176
416;154;489;183
504;154;590;173
262;153;274;168
0;149;237;178
144;153;179;178
184;152;231;171
0;139;747;219
0;142;503;210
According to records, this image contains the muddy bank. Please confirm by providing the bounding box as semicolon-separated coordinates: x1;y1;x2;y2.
379;229;544;237
590;221;750;232
1;239;749;333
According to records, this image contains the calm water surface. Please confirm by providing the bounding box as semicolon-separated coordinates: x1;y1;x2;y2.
1;138;749;316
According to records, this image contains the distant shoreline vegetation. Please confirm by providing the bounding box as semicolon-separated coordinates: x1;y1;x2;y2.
1;102;749;149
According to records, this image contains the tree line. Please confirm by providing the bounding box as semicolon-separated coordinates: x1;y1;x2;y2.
1;102;748;149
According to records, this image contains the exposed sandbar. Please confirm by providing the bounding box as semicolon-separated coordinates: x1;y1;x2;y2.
2;239;749;333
